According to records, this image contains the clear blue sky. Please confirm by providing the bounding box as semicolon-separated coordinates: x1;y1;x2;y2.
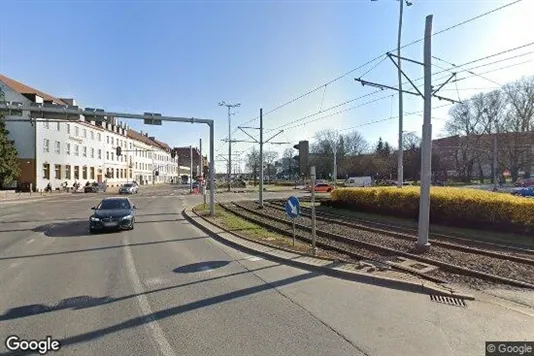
1;0;532;173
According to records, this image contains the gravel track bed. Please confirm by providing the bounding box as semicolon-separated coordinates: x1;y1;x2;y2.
267;200;534;259
237;201;534;286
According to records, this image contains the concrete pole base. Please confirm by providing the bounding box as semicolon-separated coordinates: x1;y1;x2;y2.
415;242;431;253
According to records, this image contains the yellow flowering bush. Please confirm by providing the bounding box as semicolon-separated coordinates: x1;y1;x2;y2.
331;186;534;232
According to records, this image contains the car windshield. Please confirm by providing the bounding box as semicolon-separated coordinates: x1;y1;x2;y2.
98;199;131;210
123;184;133;188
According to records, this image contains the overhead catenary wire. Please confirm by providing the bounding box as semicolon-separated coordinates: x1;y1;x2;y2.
264;41;534;133
234;0;524;128
267;56;534;133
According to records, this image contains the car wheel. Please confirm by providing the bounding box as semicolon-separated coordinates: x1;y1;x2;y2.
327;188;332;192
130;222;135;230
89;228;95;234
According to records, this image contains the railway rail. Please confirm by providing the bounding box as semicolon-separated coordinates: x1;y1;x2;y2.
222;201;534;289
265;199;534;262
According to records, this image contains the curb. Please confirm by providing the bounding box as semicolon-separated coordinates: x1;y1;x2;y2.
182;207;475;300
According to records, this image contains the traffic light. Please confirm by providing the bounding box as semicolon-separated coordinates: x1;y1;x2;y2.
116;146;122;156
293;140;309;177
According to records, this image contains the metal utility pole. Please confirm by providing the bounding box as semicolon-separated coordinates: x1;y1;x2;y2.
416;15;433;251
219;101;241;191
354;14;457;251
493;134;498;191
371;0;413;188
230;108;289;207
259;109;264;207
189;145;193;193
310;166;317;255
332;132;338;188
199;138;203;177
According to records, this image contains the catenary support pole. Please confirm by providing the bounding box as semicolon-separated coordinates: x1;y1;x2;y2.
397;0;405;188
227;106;232;192
259;108;264;208
189;145;193;193
209;122;215;216
416;14;433;251
310;166;317;255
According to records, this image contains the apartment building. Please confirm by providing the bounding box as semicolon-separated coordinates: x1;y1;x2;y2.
0;74;191;191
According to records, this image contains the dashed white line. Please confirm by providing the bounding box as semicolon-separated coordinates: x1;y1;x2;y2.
123;237;176;356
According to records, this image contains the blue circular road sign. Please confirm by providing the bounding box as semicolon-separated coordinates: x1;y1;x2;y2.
285;196;301;219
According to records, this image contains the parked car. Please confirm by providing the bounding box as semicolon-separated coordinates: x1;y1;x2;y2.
511;187;534;197
514;178;534;187
306;183;335;193
84;182;107;193
89;197;136;233
119;183;139;194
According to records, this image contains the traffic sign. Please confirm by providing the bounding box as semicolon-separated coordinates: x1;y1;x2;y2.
285;196;300;219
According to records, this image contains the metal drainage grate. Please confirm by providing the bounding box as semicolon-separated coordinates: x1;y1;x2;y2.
430;294;467;307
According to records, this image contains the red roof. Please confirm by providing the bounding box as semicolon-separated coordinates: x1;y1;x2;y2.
0;74;67;105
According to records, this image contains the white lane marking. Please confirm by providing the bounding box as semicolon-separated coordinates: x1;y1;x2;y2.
144;277;166;287
245;256;263;262
123;237;176;356
26;238;35;245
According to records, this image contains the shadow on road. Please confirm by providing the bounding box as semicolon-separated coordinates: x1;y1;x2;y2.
33;220;92;237
0;262;282;323
173;260;231;273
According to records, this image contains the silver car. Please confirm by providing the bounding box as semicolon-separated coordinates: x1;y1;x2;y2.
119;183;138;194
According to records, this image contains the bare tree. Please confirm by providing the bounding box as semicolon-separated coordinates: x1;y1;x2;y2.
281;148;297;178
263;150;279;181
344;130;369;155
245;147;260;186
445;94;487;182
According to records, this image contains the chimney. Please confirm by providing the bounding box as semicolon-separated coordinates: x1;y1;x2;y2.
140;130;143;136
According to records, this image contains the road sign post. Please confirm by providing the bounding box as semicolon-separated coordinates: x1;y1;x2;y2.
310;166;317;255
285;196;301;247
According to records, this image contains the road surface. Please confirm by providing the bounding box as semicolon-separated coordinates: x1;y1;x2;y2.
0;185;532;355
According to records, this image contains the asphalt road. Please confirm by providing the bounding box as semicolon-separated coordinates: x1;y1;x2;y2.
1;185;533;356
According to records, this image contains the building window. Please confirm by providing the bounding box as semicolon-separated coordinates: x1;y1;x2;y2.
74;145;79;156
66;124;70;134
111;153;114;161
45;120;49;129
98;149;102;159
91;148;95;158
74;166;80;180
66;143;71;155
75;126;79;136
82;166;87;180
43;164;50;179
90;167;95;180
54;165;61;179
65;165;71;179
43;139;50;153
83;146;87;157
107;136;109;144
129;171;132;179
57;122;60;131
111;137;114;145
55;141;61;154
136;162;138;169
106;152;109;160
83;129;87;138
97;133;101;142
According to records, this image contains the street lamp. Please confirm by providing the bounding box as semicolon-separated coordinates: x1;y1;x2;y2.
371;0;413;188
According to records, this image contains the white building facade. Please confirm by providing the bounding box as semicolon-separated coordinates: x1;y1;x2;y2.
0;74;186;191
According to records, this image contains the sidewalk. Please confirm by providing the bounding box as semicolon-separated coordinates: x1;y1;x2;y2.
182;207;474;299
0;190;74;201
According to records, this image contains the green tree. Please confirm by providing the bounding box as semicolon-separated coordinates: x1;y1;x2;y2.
0;88;21;188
